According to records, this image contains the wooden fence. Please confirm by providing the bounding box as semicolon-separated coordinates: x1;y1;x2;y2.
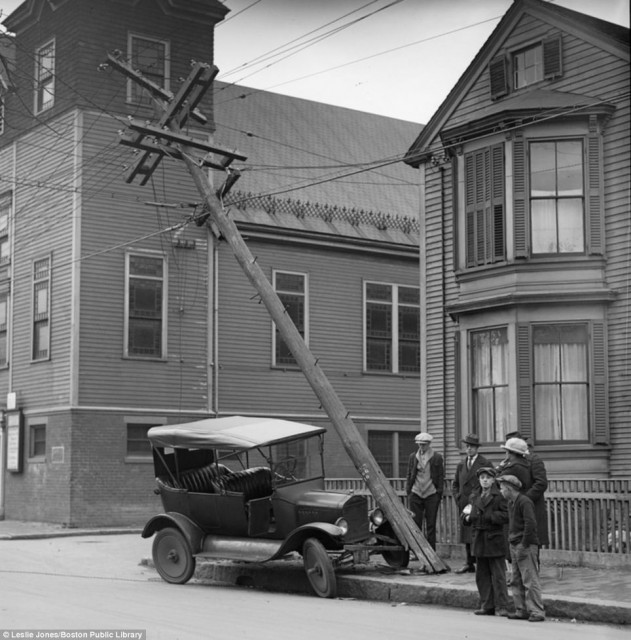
325;478;631;556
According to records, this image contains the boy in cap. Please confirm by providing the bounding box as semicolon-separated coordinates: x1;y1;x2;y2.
497;474;545;622
405;432;444;550
463;466;510;616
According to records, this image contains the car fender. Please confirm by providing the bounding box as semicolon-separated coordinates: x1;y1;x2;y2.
268;522;344;560
142;512;205;554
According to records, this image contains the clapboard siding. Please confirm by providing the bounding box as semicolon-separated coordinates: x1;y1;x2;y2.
9;111;78;408
76;112;211;409
216;237;420;419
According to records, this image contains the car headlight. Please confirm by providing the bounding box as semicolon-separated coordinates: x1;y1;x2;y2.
335;517;349;535
370;508;385;526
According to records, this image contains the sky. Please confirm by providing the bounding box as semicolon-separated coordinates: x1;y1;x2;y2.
1;0;629;124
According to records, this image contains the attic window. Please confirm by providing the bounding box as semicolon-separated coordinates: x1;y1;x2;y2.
489;35;563;99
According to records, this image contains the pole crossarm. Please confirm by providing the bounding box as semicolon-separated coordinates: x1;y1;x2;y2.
109;57;449;574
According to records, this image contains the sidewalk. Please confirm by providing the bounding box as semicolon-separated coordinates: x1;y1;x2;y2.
1;519;629;625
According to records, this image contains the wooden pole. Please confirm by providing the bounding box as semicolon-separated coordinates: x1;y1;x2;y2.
177;147;449;573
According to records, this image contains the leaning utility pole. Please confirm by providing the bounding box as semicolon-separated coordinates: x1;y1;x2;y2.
106;52;448;573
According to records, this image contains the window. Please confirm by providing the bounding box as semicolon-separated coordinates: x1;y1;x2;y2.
35;40;55;113
32;256;51;361
530;140;584;254
365;282;420;373
0;97;4;134
126;423;154;457
273;271;308;367
471;327;509;442
126;253;166;358
368;430;417;477
489;36;562;99
464;144;505;266
128;34;169;105
0;191;10;265
0;294;7;366
533;324;589;441
29;423;46;458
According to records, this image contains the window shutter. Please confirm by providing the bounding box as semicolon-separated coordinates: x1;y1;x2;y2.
465;153;476;267
454;331;461;442
489;54;508;99
491;143;505;261
591;322;609;444
586;117;604;255
517;323;533;441
513;133;528;258
543;35;563;79
452;155;459;270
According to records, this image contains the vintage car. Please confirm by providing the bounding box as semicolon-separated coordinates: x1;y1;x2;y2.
143;415;410;598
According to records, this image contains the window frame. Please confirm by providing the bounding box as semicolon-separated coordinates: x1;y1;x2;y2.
0;292;8;367
124;251;168;360
469;326;510;443
125;417;164;461
0;190;11;266
29;422;47;460
0;96;4;135
363;281;420;375
34;39;55;114
528;138;585;256
31;254;51;362
272;269;309;368
126;33;170;105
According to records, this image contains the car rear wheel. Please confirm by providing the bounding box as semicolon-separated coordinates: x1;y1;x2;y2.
382;548;410;569
303;537;337;598
153;527;196;584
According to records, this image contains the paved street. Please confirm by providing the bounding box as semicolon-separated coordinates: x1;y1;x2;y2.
0;534;628;640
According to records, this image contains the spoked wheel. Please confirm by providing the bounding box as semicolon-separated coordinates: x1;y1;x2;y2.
152;527;196;584
382;548;410;569
302;537;337;598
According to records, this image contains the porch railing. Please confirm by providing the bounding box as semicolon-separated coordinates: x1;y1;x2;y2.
325;478;631;556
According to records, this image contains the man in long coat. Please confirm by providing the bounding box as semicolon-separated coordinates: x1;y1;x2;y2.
453;433;490;573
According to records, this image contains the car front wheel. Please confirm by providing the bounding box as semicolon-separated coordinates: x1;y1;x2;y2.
152;527;196;584
302;537;337;598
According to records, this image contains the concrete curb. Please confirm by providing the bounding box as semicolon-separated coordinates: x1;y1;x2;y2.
0;528;142;540
192;560;631;625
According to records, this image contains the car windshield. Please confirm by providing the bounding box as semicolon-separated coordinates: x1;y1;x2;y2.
217;434;325;486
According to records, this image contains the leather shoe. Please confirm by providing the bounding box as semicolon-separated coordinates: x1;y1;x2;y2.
528;615;545;622
455;564;475;574
474;609;495;616
496;609;509;617
507;612;529;620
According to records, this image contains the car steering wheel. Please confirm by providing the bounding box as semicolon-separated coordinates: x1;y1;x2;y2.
273;457;298;480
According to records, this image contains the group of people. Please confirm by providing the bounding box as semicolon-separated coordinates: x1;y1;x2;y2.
405;430;548;622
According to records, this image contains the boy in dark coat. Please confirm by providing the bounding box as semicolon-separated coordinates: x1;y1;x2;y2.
463;466;510;616
497;474;546;622
453;433;490;573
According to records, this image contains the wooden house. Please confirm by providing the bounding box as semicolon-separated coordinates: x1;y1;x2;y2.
0;0;421;524
404;0;630;479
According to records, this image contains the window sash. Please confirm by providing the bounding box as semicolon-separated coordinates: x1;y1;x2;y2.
532;323;590;442
128;35;169;105
471;327;509;442
513;44;543;89
35;40;55;112
126;424;154;457
126;253;165;358
30;424;46;458
365;282;420;374
368;430;417;478
273;271;307;367
529;140;585;255
32;256;51;360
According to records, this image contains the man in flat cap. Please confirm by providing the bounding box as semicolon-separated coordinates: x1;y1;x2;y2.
497;475;545;622
405;432;444;550
453;433;490;573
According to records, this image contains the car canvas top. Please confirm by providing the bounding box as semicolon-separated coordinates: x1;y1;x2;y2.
147;415;327;450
